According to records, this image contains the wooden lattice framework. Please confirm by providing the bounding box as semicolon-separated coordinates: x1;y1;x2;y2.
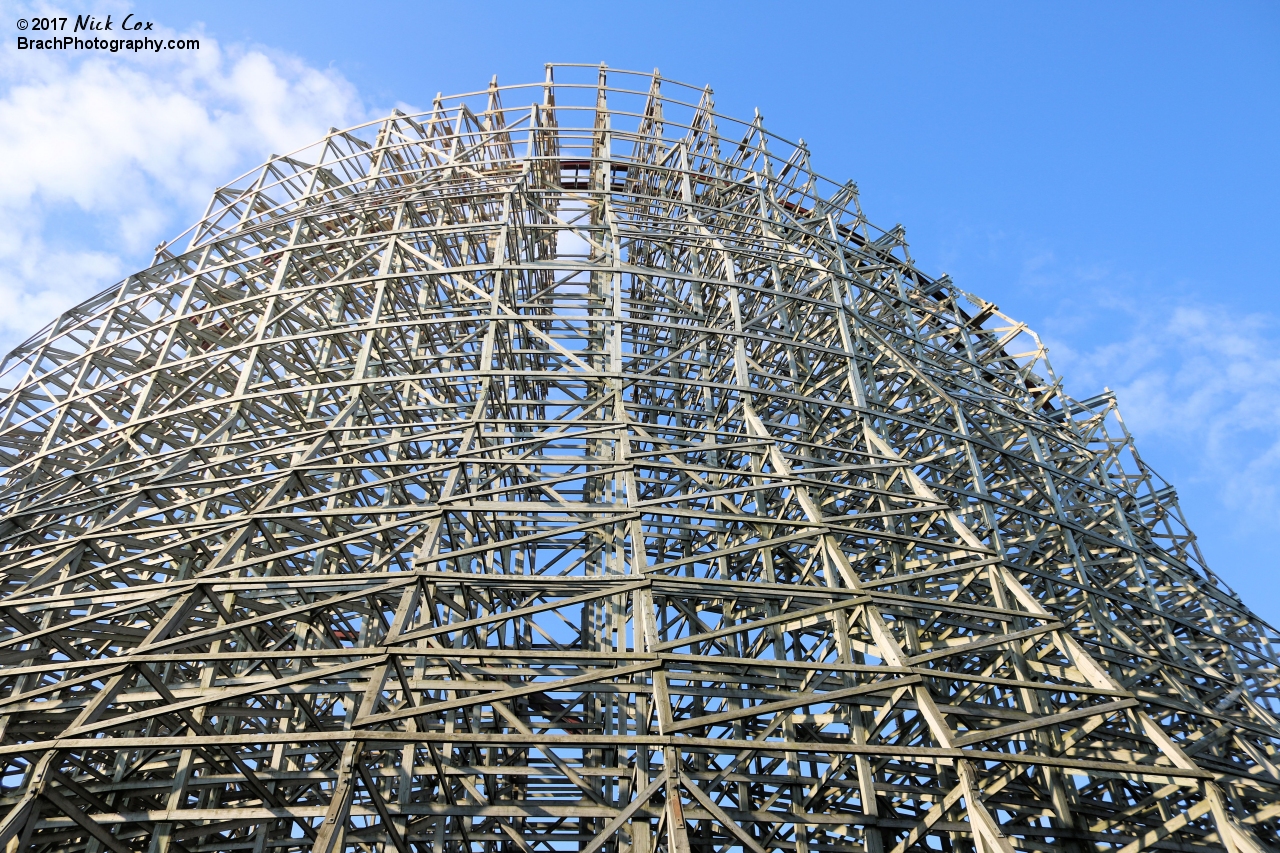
0;64;1276;853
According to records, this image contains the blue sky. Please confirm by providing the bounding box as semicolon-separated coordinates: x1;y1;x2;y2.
3;0;1279;620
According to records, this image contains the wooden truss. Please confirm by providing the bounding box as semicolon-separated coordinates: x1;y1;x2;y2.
0;63;1275;853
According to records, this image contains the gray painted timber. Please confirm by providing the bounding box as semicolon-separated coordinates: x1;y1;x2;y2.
0;64;1275;853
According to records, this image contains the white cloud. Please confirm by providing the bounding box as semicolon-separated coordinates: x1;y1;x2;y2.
0;0;368;354
1049;301;1280;529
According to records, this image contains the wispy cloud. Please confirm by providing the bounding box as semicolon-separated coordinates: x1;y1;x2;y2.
0;0;369;354
1050;298;1280;529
